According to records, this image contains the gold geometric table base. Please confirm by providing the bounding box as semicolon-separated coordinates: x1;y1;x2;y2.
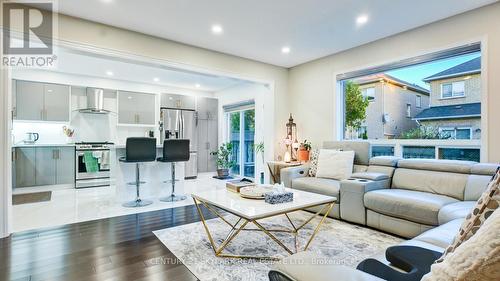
193;197;335;260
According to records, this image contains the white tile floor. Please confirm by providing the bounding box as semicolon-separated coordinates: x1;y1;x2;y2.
12;173;227;233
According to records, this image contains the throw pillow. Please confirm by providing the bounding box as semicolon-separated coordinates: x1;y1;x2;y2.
422;208;500;281
435;167;500;263
308;149;320;177
315;149;355;180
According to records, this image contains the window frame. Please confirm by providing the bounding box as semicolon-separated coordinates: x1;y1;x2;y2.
362;87;376;102
441;81;465;99
416;95;422;108
438;126;472;140
406;103;412;118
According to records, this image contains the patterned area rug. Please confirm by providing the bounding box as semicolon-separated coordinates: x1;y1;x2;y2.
154;211;403;281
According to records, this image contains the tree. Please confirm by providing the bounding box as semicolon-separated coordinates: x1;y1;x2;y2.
345;81;369;136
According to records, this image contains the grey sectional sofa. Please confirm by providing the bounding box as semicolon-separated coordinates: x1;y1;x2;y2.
274;141;498;281
281;141;497;238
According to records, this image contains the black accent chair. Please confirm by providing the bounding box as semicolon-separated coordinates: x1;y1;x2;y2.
119;137;156;207
157;139;190;202
356;246;443;281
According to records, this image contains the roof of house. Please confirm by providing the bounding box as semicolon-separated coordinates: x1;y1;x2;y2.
414;102;481;121
423;57;481;82
354;73;430;95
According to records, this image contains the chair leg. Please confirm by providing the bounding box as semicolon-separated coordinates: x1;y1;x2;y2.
123;163;153;208
160;162;187;202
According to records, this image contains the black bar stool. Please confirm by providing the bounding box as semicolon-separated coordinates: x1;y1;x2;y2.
158;139;190;202
119;137;156;207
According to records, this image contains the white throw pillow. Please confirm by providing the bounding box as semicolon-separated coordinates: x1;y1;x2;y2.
315;149;355;180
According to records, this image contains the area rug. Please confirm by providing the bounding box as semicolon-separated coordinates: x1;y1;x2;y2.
154;211;404;281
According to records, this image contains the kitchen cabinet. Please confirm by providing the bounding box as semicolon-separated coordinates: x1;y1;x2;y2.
196;97;218;120
14;147;36;188
118;91;156;126
56;147;75;184
14;146;75;188
35;147;57;186
14;80;70;122
197;119;218;172
161;93;195;110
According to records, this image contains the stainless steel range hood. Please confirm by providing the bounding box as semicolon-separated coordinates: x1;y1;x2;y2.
78;88;111;114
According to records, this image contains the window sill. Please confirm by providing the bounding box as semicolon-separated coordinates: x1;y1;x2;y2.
439;96;465;100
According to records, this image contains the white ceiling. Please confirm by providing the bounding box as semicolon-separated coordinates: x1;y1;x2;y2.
56;0;497;67
49;48;247;92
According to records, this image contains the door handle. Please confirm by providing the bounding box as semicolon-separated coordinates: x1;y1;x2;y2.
137;114;140;124
40;109;44;119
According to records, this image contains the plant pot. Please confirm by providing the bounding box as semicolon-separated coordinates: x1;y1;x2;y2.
297;150;310;162
217;168;230;178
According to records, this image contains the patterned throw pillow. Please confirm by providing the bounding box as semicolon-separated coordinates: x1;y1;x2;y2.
308;149;320;177
435;166;500;263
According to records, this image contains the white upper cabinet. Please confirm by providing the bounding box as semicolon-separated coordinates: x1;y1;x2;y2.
161;93;195;110
118;91;156;126
14;80;70;122
44;83;70;122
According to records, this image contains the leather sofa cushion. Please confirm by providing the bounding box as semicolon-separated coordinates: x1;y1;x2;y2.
323;141;371;165
292;177;340;202
438;201;475;225
392;168;468;200
369;156;401;167
412;218;463;249
351;172;389;181
464;175;492;201
397;159;475;174
364;189;459;226
470;163;498;176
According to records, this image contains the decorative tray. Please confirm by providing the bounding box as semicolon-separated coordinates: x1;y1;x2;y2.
239;185;273;200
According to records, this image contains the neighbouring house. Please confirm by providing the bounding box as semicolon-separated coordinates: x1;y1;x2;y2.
353;74;430;139
415;57;481;139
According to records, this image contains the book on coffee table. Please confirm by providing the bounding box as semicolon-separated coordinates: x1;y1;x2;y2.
226;178;255;193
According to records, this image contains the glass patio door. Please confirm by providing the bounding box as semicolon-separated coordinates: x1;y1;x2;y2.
227;108;255;178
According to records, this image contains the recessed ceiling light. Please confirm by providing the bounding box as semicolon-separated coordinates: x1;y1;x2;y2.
356;15;368;25
195;84;201;88
153;77;160;82
281;46;291;54
106;70;113;76
211;24;223;34
211;24;223;35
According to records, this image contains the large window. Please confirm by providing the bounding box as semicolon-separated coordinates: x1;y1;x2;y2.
338;44;481;161
226;106;255;178
441;81;465;99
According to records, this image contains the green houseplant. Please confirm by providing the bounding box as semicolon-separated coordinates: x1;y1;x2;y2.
211;142;236;178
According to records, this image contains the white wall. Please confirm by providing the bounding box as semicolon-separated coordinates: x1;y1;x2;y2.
288;2;500;162
214;82;273;182
11;69;213;145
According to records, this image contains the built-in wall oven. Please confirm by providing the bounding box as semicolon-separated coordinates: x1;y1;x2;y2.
75;142;113;188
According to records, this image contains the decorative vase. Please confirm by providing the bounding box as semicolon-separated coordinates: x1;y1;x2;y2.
297;150;310;162
217;168;229;178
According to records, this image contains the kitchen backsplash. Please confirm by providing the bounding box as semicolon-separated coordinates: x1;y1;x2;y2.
13;113;152;145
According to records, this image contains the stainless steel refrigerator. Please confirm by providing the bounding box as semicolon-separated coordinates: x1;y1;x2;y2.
160;108;198;179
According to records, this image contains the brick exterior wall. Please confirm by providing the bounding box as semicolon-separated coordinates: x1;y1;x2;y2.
359;82;429;139
429;74;481;106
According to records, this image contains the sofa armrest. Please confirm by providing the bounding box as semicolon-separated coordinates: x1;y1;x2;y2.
340;174;390;225
280;164;310;187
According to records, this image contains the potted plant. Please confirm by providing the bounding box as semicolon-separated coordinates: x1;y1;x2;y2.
211;142;236;178
297;139;312;162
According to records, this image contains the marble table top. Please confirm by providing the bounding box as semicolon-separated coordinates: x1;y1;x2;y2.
191;188;336;220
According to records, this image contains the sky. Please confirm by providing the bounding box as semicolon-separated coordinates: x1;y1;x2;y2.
386;52;480;90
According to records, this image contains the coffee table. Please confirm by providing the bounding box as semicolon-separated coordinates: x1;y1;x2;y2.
191;188;336;260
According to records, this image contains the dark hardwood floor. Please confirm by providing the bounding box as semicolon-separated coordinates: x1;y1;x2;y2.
0;205;218;281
